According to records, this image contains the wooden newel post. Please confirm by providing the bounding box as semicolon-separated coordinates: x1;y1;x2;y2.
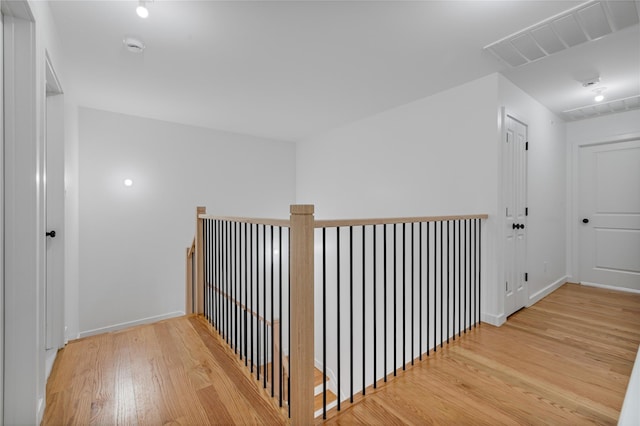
289;204;315;425
195;206;206;315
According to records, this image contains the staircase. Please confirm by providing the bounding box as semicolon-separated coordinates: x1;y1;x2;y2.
266;358;338;419
313;367;338;418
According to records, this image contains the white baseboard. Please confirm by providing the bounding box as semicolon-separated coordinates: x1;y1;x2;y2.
481;312;505;327
581;281;640;294
78;311;185;339
528;276;567;306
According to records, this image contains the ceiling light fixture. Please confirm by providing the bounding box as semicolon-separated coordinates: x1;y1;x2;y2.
136;1;149;18
593;87;606;102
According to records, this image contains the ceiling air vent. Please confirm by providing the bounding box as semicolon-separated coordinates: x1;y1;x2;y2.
484;1;640;67
563;95;640;121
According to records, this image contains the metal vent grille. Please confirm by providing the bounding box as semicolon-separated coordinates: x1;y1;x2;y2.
485;1;640;67
563;95;640;121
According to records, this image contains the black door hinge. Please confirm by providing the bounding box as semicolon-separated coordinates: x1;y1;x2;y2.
525;273;528;282
525;141;529;150
525;207;528;216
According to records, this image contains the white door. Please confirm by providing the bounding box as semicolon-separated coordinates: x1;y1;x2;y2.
579;139;640;291
45;72;64;353
504;115;528;317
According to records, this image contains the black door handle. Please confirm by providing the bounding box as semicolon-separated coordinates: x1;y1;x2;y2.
520;224;525;229
582;218;589;224
46;230;56;238
513;223;517;229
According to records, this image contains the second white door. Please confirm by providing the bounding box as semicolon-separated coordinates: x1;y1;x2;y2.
504;115;528;317
579;139;640;291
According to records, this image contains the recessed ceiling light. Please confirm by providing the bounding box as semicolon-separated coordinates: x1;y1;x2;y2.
136;2;149;18
124;178;134;187
593;87;607;102
123;37;146;54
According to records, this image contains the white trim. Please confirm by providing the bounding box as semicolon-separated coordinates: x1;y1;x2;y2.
527;276;567;306
481;312;506;327
619;345;640;426
580;281;640;295
576;131;640;148
78;311;185;339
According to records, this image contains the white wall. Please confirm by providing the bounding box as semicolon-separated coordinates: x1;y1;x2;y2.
77;107;296;336
566;109;640;285
497;75;567;308
298;74;501;320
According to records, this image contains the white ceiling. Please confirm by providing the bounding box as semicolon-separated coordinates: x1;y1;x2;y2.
49;1;640;142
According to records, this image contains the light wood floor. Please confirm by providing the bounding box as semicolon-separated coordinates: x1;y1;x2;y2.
42;315;287;425
320;283;640;425
43;283;640;425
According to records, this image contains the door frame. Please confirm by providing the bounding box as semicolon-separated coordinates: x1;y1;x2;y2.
2;0;47;423
571;132;640;292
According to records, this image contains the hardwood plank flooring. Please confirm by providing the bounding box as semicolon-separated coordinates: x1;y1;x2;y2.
43;283;639;425
42;315;287;425
319;283;640;425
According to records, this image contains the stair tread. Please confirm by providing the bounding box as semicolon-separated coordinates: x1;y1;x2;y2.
314;389;337;412
314;367;328;387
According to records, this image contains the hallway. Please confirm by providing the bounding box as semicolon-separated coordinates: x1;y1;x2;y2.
43;283;640;425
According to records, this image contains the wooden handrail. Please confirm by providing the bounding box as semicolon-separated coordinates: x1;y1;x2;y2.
314;213;489;228
198;214;290;228
206;283;273;327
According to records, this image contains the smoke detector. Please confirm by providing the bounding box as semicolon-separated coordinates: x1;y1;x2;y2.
123;37;146;53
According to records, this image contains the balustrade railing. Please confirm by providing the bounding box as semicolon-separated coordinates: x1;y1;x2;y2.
187;205;487;423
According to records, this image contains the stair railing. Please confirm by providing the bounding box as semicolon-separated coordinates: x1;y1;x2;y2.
188;205;487;423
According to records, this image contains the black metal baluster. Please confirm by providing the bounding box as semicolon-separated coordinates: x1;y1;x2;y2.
402;222;406;371
373;225;377;389
223;221;228;343
383;224;388;382
453;221;456;341
336;227;341;410
411;222;415;365
287;228;291;418
322;227;327;419
464;219;468;332
362;225;366;395
257;224;261;381
393;224;397;375
471;219;475;328
278;226;283;407
447;220;450;345
234;222;238;354
419;222;423;360
270;225;274;397
458;220;462;337
263;224;267;388
249;223;254;373
426;222;430;356
245;223;248;365
477;219;481;327
349;226;354;402
440;221;443;350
